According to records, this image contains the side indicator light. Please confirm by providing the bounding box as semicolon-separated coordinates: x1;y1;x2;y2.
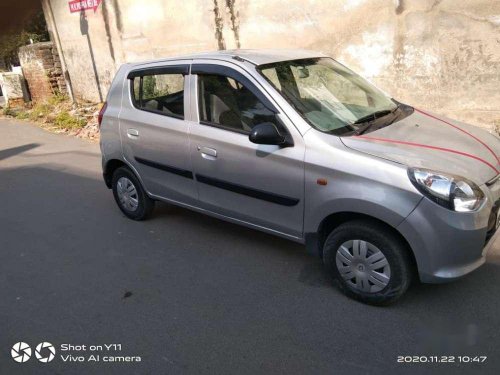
317;178;328;186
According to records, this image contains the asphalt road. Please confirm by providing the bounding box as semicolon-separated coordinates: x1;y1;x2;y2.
1;118;499;375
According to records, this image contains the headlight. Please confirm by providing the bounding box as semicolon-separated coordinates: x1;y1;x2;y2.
408;168;485;212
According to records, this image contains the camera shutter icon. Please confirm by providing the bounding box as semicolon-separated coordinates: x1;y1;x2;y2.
35;342;56;363
11;342;32;363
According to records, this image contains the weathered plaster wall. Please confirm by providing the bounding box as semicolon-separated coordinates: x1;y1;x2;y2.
44;0;500;130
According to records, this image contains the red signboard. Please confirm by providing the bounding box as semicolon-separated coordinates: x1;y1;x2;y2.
69;0;102;13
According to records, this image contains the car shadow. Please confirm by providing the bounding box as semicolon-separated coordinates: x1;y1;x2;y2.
152;199;307;257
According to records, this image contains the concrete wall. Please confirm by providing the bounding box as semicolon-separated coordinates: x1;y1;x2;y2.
43;0;500;131
18;42;67;102
0;72;30;107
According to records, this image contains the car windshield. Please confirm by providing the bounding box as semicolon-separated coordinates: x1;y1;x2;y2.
257;58;398;135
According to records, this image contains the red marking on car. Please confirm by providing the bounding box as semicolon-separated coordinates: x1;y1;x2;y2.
416;109;500;165
355;135;499;174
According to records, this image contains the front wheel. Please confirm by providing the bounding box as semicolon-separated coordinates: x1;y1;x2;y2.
323;220;413;305
111;166;155;220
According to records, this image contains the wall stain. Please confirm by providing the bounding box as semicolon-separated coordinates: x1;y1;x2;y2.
101;0;116;63
226;0;241;48
111;0;123;34
394;0;405;15
213;0;226;50
395;0;443;15
429;0;443;12
393;1;406;76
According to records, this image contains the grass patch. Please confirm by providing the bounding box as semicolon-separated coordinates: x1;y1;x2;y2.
48;93;68;106
3;94;90;133
2;107;17;117
53;111;86;130
2;107;29;119
15;110;30;119
29;103;52;121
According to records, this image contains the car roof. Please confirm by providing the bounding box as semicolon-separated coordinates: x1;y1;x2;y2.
130;49;326;67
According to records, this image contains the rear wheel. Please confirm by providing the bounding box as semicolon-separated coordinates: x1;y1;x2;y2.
112;167;154;220
323;220;413;305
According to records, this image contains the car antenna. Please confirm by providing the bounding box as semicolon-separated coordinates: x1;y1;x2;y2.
231;55;252;64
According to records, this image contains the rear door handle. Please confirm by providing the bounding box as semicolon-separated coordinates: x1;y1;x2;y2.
197;146;217;160
127;128;139;138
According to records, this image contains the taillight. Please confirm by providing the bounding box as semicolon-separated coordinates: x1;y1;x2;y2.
98;102;108;128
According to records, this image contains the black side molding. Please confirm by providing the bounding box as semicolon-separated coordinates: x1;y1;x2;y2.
134;157;299;206
135;157;193;179
196;174;299;207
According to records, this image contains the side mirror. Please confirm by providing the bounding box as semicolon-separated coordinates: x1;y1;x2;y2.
249;122;287;146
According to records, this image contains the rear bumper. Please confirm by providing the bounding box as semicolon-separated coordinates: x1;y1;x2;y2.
398;188;498;283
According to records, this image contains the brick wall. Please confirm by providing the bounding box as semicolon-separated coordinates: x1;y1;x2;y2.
18;42;67;102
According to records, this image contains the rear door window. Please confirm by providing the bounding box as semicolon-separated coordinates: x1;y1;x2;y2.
130;67;186;119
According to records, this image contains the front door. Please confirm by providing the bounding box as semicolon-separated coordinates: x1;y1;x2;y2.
188;62;305;238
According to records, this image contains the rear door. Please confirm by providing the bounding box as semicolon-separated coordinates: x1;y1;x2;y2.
120;61;197;205
188;61;305;238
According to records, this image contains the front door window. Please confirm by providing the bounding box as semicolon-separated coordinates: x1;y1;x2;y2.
197;74;276;134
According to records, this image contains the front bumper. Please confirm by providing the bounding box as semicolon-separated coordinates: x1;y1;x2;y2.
397;181;499;283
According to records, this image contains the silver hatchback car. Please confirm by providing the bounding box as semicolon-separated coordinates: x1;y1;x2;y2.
100;49;500;304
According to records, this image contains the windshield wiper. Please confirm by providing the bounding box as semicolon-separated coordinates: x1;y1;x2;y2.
353;107;398;135
353;109;392;125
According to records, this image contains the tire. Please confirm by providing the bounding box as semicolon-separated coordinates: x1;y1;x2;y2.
323;220;413;305
111;166;155;220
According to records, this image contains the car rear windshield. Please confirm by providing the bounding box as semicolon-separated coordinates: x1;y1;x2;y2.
257;58;398;135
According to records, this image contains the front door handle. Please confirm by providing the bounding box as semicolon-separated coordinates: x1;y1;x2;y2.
127;128;139;138
197;146;217;160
